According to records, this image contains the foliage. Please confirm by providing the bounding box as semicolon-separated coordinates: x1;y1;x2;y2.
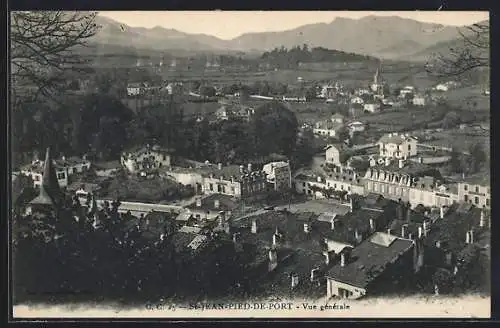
441;111;460;129
261;46;376;69
11;11;99;100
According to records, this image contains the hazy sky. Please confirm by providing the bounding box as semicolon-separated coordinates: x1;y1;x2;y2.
99;11;489;40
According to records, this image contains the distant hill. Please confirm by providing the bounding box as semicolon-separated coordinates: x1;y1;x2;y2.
88;15;487;61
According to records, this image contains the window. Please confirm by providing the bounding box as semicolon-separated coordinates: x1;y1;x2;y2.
474;197;479;205
72;168;77;174
374;183;379;192
303;182;306;187
464;195;468;202
209;184;213;191
163;154;167;160
34;175;40;182
341;185;344;190
231;187;236;194
486;198;490;206
475;186;479;193
408;144;411;151
222;185;226;193
57;172;66;180
347;186;351;191
464;185;468;191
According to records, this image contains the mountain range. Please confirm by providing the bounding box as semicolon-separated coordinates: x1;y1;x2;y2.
91;15;489;61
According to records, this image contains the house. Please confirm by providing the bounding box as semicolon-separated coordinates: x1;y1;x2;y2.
320;85;337;99
350;96;364;105
25;148;65;216
324;167;365;196
363;102;381;113
164;168;205;193
423;203;489;279
313;120;345;138
215;105;233;121
347;121;365;133
378;133;418;159
20;154;90;189
434;184;460;208
120;144;172;174
326;232;416;299
363;167;414;203
399;86;414;98
293;172;328;198
325;144;346;166
457;175;491;209
127;83;143;96
262;161;292;191
331;113;345;124
412;95;427;106
201;163;267;200
184;193;239;222
408;176;439;209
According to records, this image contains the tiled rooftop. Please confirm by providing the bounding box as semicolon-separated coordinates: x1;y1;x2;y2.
185;194;239;212
378;133;417;145
326;232;414;288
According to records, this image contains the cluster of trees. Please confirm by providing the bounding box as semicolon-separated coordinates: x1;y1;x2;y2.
176;101;311;168
12;201;250;304
261;45;376;69
447;143;488;176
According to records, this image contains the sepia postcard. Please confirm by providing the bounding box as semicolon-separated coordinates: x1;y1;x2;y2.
10;10;491;320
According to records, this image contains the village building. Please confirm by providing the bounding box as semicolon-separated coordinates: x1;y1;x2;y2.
184;193;239;222
423;203;490;289
262;161;292;191
457;175;491;209
127;83;143;96
331;113;345;124
377;133;418;159
347;121;366;133
362;161;438;203
325;143;346;166
120;144;172;174
201;163;267;200
293;172;328;198
21;154;90;189
363;102;381;113
326;232;416;299
324;167;365;196
350;96;364;105
25;147;65;217
434;183;460;207
412;94;427;106
408;176;439;209
313;120;345;138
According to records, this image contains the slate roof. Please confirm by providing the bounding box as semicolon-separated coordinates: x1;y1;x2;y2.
29;147;63;207
326;232;415;288
185;194;239;212
378;133;417;145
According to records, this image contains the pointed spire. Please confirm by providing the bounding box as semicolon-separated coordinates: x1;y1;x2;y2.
30;147;63;207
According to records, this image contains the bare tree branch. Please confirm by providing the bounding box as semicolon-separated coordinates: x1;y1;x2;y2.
426;22;490;80
11;11;100;103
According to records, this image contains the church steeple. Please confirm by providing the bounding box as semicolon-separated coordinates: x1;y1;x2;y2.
374;68;379;84
29;147;63;209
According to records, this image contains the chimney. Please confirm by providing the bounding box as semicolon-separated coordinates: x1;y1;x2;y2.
218;163;223;170
239;165;244;173
401;224;407;238
418;157;423;164
310;268;319;282
340;252;346;267
268;248;278;272
436;240;441;248
387;228;392;235
251;219;258;234
480;210;485;227
353;172;357;180
423;221;428;235
291;273;299;289
232;232;240;243
247;163;252;172
354;229;362;243
408;233;413;240
418;226;423;239
369;218;375;232
440;206;445;219
466;231;471;244
407;206;412;222
303;222;310;233
272;232;279;246
214;199;220;209
349;197;354;212
323;250;331;265
398;159;404;169
331;219;337;231
317;176;322;183
469;230;474;244
196;198;202;207
385;158;390;166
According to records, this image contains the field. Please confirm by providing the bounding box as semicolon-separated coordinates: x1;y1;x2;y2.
441;86;490;111
427;127;490;155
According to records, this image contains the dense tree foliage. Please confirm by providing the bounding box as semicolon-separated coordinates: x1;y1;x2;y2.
261;45;376;69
